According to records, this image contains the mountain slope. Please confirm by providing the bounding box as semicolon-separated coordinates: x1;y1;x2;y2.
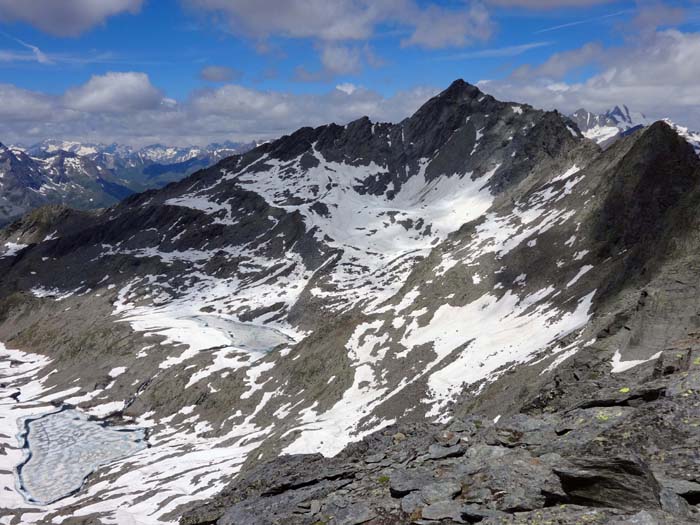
1;81;700;524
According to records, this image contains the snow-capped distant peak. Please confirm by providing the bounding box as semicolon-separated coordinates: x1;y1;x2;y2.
34;140;102;157
571;106;700;155
136;144;205;164
23;139;258;168
570;105;649;147
605;105;648;129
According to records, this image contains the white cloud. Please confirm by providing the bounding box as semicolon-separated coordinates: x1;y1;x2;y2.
187;0;494;76
480;29;700;128
0;33;52;64
63;72;164;113
187;83;437;130
336;83;358;95
0;83;54;120
190;84;292;119
10;37;51;64
187;0;377;41
402;1;493;49
0;74;438;147
0;0;143;36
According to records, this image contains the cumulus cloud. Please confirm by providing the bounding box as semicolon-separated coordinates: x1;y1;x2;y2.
187;83;437;133
187;0;377;41
187;0;494;75
0;83;54;120
63;72;164;113
0;0;143;37
0;72;438;147
479;29;700;127
194;0;494;47
200;65;241;82
402;1;493;48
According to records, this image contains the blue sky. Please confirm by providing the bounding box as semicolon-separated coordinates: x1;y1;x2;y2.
0;0;698;146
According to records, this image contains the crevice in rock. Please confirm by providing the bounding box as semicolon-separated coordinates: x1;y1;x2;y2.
572;388;666;410
260;471;355;497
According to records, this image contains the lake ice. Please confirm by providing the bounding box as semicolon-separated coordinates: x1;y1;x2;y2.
17;408;147;505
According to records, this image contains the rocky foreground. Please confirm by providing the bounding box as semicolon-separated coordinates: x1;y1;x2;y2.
181;343;700;524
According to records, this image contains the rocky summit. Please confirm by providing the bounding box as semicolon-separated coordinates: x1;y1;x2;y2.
1;79;700;524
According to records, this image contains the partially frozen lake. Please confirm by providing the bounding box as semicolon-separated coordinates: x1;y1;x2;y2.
187;314;294;353
16;408;147;505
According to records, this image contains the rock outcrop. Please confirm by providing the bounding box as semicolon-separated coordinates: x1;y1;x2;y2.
181;346;700;524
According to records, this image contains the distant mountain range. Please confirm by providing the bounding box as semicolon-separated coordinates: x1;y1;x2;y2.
0;140;258;225
570;105;700;153
21;140;254;167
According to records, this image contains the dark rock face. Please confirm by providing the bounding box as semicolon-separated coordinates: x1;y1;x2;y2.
554;456;661;510
594;122;699;258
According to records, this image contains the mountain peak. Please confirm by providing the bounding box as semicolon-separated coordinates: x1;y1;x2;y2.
439;78;483;101
407;79;489;131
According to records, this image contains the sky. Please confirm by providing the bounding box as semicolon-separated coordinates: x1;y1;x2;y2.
0;0;698;147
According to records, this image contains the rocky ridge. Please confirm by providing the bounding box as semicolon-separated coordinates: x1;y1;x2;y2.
182;345;700;524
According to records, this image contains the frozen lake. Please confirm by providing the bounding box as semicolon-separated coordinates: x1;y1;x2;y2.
187;314;294;353
17;408;147;505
